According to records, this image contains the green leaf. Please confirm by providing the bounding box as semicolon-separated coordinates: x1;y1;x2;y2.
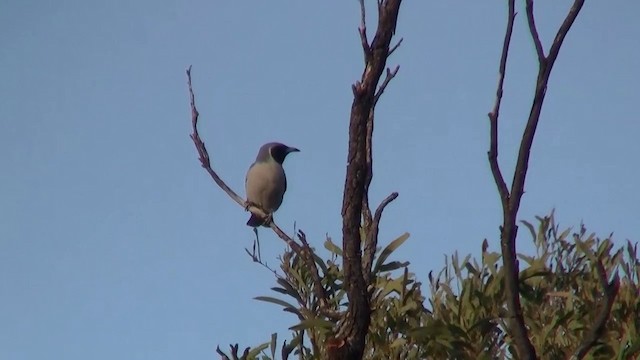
247;341;269;359
378;260;410;273
380;277;404;297
409;320;450;340
521;220;537;243
373;232;410;274
270;333;277;360
312;252;328;274
254;296;297;311
324;238;342;256
483;251;500;268
390;337;407;348
283;307;303;318
284;332;303;355
288;269;309;293
575;239;597;262
289;317;334;332
557;227;571;241
275;278;303;303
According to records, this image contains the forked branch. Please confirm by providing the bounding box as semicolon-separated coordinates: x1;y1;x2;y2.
336;0;403;359
487;1;586;359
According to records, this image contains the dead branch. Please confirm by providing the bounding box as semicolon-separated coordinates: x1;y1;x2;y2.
187;67;338;354
336;0;403;358
357;0;371;62
186;66;305;253
487;1;586;359
363;192;399;286
487;0;514;209
525;0;545;63
373;65;400;107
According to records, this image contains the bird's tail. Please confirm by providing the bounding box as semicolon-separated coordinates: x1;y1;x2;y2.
247;213;267;227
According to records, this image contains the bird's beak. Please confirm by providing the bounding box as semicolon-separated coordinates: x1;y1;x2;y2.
287;147;300;153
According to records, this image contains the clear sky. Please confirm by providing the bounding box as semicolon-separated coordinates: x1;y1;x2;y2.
1;1;638;359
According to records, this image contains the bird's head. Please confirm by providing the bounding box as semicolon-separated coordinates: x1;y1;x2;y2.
257;142;300;164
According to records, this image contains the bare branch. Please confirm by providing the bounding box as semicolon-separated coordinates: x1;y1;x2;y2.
358;0;371;62
525;0;545;63
487;5;535;356
487;1;587;359
546;0;585;67
373;65;400;107
388;37;403;57
188;66;243;207
510;0;585;223
570;260;620;360
363;192;399;285
487;2;515;208
187;67;305;254
361;108;374;231
363;64;401;236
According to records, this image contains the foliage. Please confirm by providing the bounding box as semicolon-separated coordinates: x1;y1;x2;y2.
217;212;639;359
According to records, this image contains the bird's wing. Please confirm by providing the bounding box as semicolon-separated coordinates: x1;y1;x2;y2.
245;162;256;185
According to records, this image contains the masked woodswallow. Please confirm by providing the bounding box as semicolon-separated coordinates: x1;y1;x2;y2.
245;142;299;227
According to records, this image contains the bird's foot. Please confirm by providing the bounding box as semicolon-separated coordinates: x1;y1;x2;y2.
244;200;257;211
263;212;274;226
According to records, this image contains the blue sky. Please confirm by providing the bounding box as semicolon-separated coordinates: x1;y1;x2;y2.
1;1;638;359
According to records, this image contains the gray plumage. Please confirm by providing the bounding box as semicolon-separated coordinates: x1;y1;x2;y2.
245;142;299;227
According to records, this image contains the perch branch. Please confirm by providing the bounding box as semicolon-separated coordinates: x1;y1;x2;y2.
186;67;305;255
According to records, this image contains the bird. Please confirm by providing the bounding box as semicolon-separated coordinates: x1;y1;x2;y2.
245;142;299;227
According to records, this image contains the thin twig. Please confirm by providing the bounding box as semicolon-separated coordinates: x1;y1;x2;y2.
244;247;281;277
363;192;399;285
487;2;515;208
187;66;244;207
374;65;400;107
546;0;586;66
388;38;403;57
509;0;585;219
525;0;545;63
297;230;331;311
358;0;371;62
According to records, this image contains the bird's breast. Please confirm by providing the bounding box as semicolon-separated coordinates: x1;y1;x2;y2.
245;162;287;212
